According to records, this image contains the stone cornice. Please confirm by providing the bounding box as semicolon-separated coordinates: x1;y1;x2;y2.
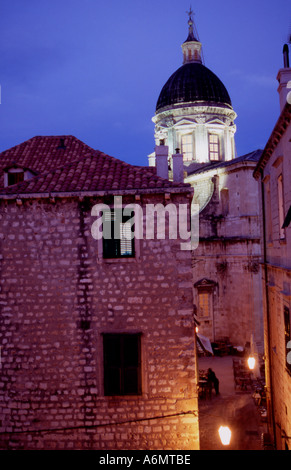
153;103;237;124
185;158;258;181
0;186;194;202
253;102;291;179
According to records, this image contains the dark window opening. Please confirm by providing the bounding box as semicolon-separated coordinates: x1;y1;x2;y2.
283;205;291;229
221;188;229;216
103;333;141;396
102;209;135;259
278;174;285;239
8;172;24;186
58;138;66;149
284;306;291;374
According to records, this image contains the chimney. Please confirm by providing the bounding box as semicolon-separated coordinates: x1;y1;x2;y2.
58;137;66;149
172;148;184;183
277;43;291;111
155;140;169;179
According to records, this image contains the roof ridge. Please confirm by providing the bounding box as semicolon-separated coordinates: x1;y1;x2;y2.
0;136;35;157
186;149;264;176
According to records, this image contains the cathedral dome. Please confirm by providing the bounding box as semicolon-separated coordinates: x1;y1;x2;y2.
150;10;237;166
156;62;232;112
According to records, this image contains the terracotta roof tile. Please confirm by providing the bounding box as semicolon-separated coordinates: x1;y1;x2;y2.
0;135;190;195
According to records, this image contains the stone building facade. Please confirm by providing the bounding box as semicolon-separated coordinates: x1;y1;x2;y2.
0;136;198;450
254;46;291;449
188;153;263;348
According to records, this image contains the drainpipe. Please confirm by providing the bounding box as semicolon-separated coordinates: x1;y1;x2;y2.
260;168;276;448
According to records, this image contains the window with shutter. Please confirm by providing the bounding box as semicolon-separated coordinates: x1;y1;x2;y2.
198;291;211;318
102;209;135;259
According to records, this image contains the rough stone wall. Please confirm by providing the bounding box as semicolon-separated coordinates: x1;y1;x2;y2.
0;193;198;450
192;240;262;348
191;165;264;351
261;122;291;449
265;268;291;449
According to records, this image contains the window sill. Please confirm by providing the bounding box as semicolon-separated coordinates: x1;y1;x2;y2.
101;256;138;264
104;394;143;400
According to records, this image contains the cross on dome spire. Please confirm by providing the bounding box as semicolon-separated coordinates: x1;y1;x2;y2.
185;6;198;42
182;7;203;64
186;6;194;20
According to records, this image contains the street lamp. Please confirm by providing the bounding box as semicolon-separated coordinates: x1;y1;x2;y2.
218;425;232;446
247;355;256;370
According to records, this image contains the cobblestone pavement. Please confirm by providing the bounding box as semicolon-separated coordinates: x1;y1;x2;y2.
198;355;268;450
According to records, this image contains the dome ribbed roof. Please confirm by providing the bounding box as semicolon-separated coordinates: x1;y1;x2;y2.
156;62;232;112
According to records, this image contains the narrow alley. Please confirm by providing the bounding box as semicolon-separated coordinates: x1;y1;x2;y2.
198;356;270;450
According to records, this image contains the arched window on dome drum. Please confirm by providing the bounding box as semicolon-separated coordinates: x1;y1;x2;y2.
208;134;220;161
181;134;193;161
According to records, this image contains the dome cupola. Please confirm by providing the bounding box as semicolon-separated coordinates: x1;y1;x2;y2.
155;63;232;112
151;9;237;166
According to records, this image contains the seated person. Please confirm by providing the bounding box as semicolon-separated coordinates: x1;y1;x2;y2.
207;368;220;395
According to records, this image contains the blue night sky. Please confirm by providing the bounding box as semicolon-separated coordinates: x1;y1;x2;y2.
0;0;290;166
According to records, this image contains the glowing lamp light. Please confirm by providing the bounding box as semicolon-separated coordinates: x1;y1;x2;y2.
218;426;232;446
247;356;256;370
